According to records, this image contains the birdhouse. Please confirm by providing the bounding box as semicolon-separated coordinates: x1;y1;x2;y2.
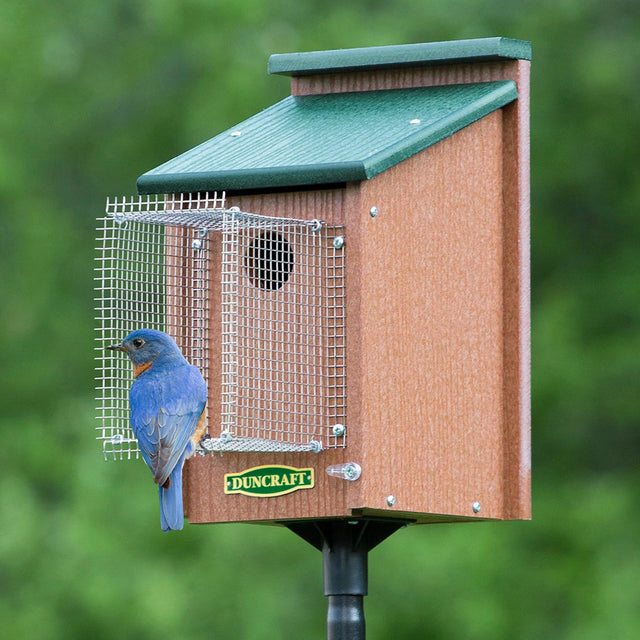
95;37;531;528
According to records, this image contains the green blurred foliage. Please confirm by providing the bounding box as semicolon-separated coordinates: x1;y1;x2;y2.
1;0;639;637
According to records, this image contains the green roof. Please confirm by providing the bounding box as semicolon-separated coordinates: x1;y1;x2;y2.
137;81;517;194
268;38;531;76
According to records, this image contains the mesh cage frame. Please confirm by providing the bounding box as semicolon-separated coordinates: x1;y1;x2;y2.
94;195;347;459
94;193;222;459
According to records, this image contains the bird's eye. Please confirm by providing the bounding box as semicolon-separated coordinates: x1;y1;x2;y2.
132;338;145;349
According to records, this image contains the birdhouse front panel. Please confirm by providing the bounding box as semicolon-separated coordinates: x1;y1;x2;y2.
182;189;359;523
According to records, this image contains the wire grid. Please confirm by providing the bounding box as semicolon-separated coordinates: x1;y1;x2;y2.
95;193;222;459
95;194;346;458
212;208;347;454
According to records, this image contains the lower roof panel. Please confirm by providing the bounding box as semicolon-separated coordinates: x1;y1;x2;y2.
137;81;517;194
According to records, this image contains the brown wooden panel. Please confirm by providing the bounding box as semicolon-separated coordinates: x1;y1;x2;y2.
229;189;348;227
185;448;366;524
353;112;508;519
291;60;523;95
183;231;221;519
500;61;531;519
183;187;363;524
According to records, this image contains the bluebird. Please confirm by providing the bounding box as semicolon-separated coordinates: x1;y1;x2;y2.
107;329;207;532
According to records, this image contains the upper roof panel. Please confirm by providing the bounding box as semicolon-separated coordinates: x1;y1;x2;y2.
268;37;532;77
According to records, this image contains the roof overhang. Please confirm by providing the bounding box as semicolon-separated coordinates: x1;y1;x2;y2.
137;80;517;195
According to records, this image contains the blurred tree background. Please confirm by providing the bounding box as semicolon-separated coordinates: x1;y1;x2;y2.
1;0;639;638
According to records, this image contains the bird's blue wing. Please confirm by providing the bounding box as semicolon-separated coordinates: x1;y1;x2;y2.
129;380;159;470
130;363;207;486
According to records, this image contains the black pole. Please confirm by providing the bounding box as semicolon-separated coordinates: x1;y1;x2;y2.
323;521;368;640
326;596;365;640
285;518;409;640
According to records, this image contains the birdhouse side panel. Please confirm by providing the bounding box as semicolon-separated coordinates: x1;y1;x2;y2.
291;60;531;517
500;61;531;520
354;112;510;521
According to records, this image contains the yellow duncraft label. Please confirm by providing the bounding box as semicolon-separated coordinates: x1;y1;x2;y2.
224;465;315;498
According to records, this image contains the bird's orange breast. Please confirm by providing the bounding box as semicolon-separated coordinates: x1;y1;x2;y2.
189;409;208;454
133;361;152;378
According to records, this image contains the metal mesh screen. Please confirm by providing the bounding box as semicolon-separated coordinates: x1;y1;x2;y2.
94;193;223;459
95;195;346;459
208;209;346;454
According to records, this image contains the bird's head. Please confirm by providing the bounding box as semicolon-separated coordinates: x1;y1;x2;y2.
107;329;184;376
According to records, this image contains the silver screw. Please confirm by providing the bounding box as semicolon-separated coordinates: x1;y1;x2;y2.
344;463;361;480
386;495;396;507
332;424;346;437
472;501;481;513
333;235;345;249
192;238;203;250
369;206;378;218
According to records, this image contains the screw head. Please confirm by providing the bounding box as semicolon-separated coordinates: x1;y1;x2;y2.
332;424;346;437
472;501;481;513
386;495;396;507
192;238;203;250
333;235;345;249
344;463;362;481
369;206;378;218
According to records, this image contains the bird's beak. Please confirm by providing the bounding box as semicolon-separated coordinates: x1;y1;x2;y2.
106;343;126;352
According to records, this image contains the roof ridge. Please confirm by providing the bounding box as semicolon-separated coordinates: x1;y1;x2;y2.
268;38;531;77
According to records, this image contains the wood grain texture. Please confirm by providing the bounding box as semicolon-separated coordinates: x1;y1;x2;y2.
183;232;221;519
353;112;507;520
500;60;531;519
291;60;522;95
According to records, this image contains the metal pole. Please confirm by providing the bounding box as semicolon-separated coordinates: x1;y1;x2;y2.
323;522;368;640
285;518;408;640
326;596;365;640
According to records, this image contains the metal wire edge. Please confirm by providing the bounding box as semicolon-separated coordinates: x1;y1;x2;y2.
197;435;323;454
105;195;325;232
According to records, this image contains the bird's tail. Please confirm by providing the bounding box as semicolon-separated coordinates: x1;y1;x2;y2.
159;460;185;532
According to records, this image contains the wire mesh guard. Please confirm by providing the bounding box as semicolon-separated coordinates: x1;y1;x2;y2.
95;193;347;460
